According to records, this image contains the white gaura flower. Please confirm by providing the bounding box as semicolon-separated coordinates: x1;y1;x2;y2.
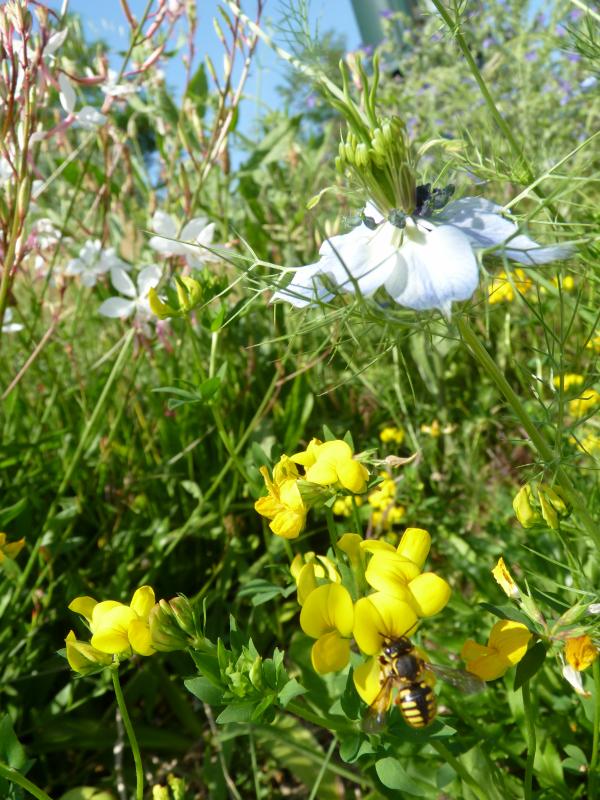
98;266;161;320
2;308;24;334
273;195;573;317
58;74;106;130
149;211;217;267
65;241;129;287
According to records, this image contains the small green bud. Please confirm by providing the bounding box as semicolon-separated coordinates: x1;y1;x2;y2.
167;775;186;800
149;597;197;652
355;142;369;167
344;140;354;164
249;655;263;690
152;786;170;800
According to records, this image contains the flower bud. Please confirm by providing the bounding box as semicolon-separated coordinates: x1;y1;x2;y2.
513;484;539;528
65;631;112;675
537;483;570;529
149;597;197;652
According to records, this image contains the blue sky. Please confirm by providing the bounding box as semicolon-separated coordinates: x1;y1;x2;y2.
55;0;362;125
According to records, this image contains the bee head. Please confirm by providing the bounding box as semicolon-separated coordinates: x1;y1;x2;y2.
382;636;412;659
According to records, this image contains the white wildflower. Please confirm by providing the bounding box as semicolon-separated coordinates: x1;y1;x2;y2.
149;211;217;267
98;265;161;321
65;241;129;287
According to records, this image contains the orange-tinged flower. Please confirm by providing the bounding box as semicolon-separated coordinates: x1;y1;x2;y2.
565;634;598;672
492;557;520;599
461;620;532;681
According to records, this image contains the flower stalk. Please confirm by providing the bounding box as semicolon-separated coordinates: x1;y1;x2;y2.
112;669;144;800
457;316;599;549
521;680;537;800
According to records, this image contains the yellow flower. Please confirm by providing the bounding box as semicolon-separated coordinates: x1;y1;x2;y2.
290;552;340;605
292;438;369;494
552;373;584;391
380;426;405;445
420;420;441;438
573;432;600;456
368;474;397;510
255;456;307;539
353;645;432;706
333;496;353;517
492;557;520;599
565;634;598;672
65;630;113;675
569;388;600;419
551;275;574;291
68;586;156;658
336;532;364;566
299;584;354;673
0;532;25;562
488;268;532;304
353;591;418;655
461;620;532;681
586;334;600;354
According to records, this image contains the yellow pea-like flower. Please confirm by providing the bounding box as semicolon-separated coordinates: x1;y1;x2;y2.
461;620;532;681
299;583;354;673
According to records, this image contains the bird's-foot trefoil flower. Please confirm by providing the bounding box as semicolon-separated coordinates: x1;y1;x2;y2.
255;456;307;539
461;620;532;681
68;585;157;663
299;583;354;673
290;551;340;605
291;438;369;494
0;532;25;562
562;634;599;696
492;557;520;599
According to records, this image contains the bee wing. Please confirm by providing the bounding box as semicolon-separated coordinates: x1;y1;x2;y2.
363;675;394;733
426;663;486;694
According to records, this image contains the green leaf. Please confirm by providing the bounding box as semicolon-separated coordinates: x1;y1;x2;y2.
215;701;257;724
513;642;547;691
184;676;224;706
185;63;208;117
0;498;27;528
375;757;434;795
0;715;26;769
277;678;307;707
478;602;536;631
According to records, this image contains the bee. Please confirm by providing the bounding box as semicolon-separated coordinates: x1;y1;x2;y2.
365;636;485;732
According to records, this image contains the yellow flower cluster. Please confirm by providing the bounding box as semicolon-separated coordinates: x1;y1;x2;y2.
333;470;406;531
255;438;369;539
291;527;451;707
488;269;533;304
379;426;405;445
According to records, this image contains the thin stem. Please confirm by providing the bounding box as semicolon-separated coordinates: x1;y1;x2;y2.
589;659;600;796
0;764;54;800
457;317;600;549
307;737;337;800
112;669;144;800
521;680;536;800
324;507;339;551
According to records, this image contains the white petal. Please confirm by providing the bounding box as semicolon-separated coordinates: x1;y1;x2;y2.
98;297;135;318
440;197;574;265
319;222;399;296
181;217;208;240
196;222;216;246
65;258;83;276
58;73;76;113
110;266;136;298
390;225;479;316
363;201;385;224
2;322;24;333
271;262;335;307
562;664;590;697
137;265;162;298
46;29;68;55
76;106;106;128
152;211;177;238
81;271;98;287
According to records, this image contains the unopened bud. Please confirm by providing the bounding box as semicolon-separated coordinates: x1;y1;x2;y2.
513;484;539;528
355;142;369;167
149;596;198;652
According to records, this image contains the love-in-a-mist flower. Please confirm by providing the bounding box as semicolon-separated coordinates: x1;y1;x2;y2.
361;527;451;618
255;456;307;539
149;211;217;267
292;438;369;494
290;552;340;605
98;266;161;321
461;620;532;681
299;583;354;673
562;634;598;696
68;585;157;660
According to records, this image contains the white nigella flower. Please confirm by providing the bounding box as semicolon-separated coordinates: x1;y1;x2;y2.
65;241;129;287
273;194;573;317
149;211;217;267
98;265;162;320
2;308;24;334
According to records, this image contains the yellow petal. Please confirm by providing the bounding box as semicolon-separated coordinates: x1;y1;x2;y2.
353;593;418;655
3;538;25;559
90;600;125;630
353;656;383;705
311;630;351;673
270;509;305;539
305;460;339;486
315;555;341;584
464;652;512;681
336;458;369;493
255;495;280;520
91;605;137;654
300;583;354;639
360;539;396;554
290;553;307;582
565;635;598;672
488;620;532;665
65;630;112;673
91;628;131;654
408;573;451;617
396;528;431;569
365;552;420;597
279;479;305;512
318;440;353;461
491;557;519;599
337;533;363;566
296;563;318;606
68;596;98;624
128;618;156;656
130;586;155;621
460;639;492;662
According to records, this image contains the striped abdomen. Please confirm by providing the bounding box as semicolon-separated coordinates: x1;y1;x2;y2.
397;682;437;728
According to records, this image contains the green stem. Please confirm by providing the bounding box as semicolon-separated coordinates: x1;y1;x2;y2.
431;742;488;800
286;699;353;735
0;764;54;800
324;507;339;551
112;669;144;800
589;659;600;796
307;737;337;800
457;317;600;549
521;680;536;800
